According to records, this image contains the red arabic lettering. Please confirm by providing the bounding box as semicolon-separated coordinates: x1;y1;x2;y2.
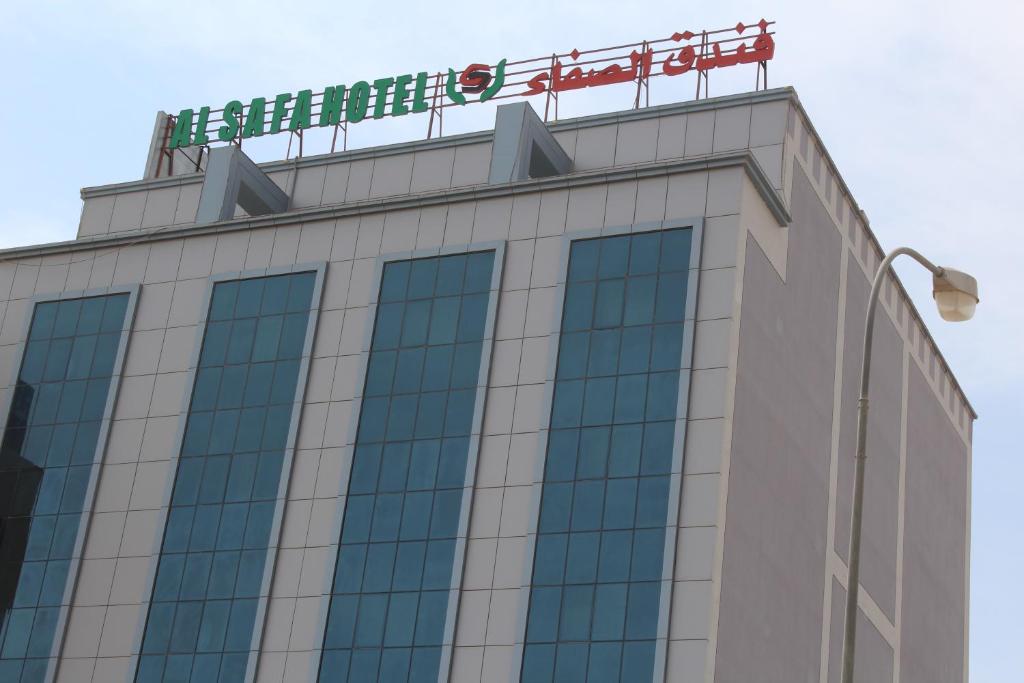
528;48;656;96
662;45;696;75
521;20;774;97
525;72;549;95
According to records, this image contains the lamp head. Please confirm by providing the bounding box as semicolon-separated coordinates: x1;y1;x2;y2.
932;268;978;322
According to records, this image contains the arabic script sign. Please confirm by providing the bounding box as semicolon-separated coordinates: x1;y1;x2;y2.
165;19;775;151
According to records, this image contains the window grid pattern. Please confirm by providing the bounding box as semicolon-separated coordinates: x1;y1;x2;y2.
0;294;131;683
318;251;495;683
136;272;316;683
521;229;692;683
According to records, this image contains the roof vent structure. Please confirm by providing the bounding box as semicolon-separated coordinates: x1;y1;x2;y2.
195;145;289;224
488;102;572;184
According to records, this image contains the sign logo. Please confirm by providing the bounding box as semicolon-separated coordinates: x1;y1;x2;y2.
163;19;774;153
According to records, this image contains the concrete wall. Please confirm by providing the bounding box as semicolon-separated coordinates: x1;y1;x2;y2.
705;97;973;683
827;580;893;683
834;267;902;622
900;364;968;683
715;167;841;683
1;158;745;682
0;89;972;683
76;94;790;241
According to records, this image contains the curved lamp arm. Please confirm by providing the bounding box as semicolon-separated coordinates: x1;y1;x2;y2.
840;247;942;683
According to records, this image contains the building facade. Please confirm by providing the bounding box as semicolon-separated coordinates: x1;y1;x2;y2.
0;87;972;683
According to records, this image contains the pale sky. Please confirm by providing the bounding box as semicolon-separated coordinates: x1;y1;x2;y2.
1;0;1020;678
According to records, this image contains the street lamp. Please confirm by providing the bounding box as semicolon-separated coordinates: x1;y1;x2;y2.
840;247;978;683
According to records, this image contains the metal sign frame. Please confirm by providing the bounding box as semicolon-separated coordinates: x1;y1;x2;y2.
156;19;775;176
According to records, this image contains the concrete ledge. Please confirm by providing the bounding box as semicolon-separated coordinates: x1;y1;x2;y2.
11;151;789;264
80;88;797;200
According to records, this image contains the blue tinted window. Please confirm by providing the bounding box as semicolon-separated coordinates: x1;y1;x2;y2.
319;252;495;682
136;272;315;683
0;294;130;682
522;229;691;682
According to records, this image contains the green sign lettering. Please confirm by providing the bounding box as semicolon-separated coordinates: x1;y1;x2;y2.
372;77;394;120
445;69;466;106
219;100;243;141
347;81;370;123
290;89;313;132
412;72;430;113
193;106;211;145
270;93;292;134
165;61;507;148
319;85;346;127
392;74;413;116
481;59;507;103
242;97;267;138
168;109;193;149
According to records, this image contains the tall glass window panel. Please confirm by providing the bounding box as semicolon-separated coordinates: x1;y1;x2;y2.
318;251;495;683
0;293;131;683
521;229;691;683
135;272;316;683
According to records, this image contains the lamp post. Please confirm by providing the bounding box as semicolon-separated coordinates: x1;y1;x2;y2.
840;247;978;683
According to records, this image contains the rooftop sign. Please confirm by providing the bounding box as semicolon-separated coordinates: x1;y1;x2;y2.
162;19;775;158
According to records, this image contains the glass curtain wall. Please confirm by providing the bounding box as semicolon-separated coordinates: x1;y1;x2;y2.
521;229;692;683
318;251;495;683
136;272;316;683
0;293;131;683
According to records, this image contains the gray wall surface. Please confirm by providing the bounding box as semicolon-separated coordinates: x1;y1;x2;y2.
834;266;902;621
715;168;841;683
827;579;894;683
900;363;968;683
